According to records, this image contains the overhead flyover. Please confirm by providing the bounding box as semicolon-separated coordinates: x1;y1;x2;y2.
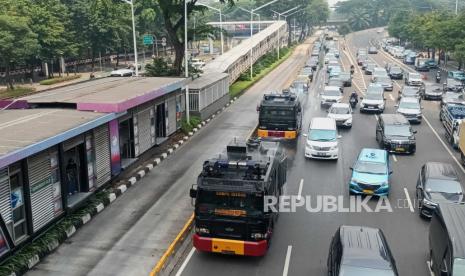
203;21;288;85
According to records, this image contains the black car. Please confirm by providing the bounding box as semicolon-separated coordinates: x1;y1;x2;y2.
429;203;465;276
327;225;399;276
422;84;444;100
376;114;416;154
388;66;403;80
415;61;430;72
416;162;464;218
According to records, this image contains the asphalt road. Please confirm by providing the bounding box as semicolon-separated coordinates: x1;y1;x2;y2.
174;29;465;276
26;36;317;276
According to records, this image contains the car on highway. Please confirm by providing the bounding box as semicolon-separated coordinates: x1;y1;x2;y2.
110;68;134;77
416;162;464;218
357;54;367;66
329;48;340;58
448;70;465;82
396;97;423;124
422;84;444;100
311;49;320;57
372;75;393;91
365;63;377;75
304;117;339;159
424;59;438;69
335;72;352;87
376;114;416;154
327;103;352;128
415;59;430;72
349;148;392;196
373;67;389;78
325;53;336;64
403;53;416;65
368;46;378;54
328;65;342;78
444;78;464;92
190;58;205;69
387;66;404;80
328;225;399;276
300;67;314;82
405;72;423;86
357;48;367;56
360;89;385;113
429;203;465;276
398;85;422;101
327;78;344;93
366;83;385;94
441;91;465;107
307;57;319;70
320;86;343;107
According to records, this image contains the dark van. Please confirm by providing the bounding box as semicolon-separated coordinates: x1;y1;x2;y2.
327;225;399;276
429;203;465;276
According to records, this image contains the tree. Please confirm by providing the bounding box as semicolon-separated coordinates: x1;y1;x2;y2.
0;15;39;89
348;8;371;31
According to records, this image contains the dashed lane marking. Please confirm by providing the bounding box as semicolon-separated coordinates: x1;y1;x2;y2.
297;179;304;200
175;247;195;276
392;154;397;162
282;245;293;276
403;188;415;213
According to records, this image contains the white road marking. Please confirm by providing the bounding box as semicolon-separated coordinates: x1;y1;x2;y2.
426;261;435;276
175;247;196;276
392;154;398;162
283;245;293;276
423;117;465;174
389;94;395;101
374;114;379;121
297;179;304;200
403;188;415;213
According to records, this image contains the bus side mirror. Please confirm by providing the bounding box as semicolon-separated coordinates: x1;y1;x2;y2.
190;184;197;198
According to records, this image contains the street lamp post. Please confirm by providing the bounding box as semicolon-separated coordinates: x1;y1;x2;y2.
240;0;279;80
122;0;138;76
196;3;224;55
271;6;300;59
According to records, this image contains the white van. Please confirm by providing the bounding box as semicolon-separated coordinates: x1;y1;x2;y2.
304;117;340;160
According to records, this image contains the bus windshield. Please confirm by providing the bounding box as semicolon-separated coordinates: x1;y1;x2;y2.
196;190;263;216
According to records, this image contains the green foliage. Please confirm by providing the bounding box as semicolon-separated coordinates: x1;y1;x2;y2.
0;86;36;100
180;116;202;134
39;75;81;85
145;57;175;77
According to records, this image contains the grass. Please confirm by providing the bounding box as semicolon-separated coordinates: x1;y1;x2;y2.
39;75;81;85
229;47;295;98
0;86;36;100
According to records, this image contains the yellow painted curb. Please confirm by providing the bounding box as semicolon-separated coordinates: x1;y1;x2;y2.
149;213;195;276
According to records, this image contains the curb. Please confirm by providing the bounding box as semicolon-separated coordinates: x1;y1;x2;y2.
0;85;239;276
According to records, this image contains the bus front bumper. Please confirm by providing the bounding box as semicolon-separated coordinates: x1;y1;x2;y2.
257;129;297;139
193;234;268;256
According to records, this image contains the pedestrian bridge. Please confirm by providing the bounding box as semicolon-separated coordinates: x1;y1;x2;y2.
203;21;288;85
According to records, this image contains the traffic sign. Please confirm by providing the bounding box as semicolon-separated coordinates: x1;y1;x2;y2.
143;35;153;45
161;37;167;47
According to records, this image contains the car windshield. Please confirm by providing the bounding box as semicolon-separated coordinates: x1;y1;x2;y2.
196;190;263;217
410;73;421;79
365;92;383;100
339;73;350;79
340;266;396;276
330;106;350;114
391;67;402;73
367;86;384;94
376;76;391;82
354;161;387;174
385;125;411;137
445;93;463;100
425;179;463;194
399;101;420;109
308;129;336;141
324;89;341;96
453;258;465;276
453;72;465;78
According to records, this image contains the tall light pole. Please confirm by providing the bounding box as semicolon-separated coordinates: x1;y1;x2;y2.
456;0;459;15
240;0;279;80
196;3;224;55
271;6;300;59
184;0;189;122
122;0;139;76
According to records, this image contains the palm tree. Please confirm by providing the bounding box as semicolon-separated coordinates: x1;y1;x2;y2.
348;8;372;31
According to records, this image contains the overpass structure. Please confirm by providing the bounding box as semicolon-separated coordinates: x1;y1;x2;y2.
203;21;288;85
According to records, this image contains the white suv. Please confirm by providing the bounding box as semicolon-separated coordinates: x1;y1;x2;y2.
304;117;340;160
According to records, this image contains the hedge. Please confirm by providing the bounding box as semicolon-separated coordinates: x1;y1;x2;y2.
39;75;81;85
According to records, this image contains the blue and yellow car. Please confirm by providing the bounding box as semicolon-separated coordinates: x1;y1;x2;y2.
349;148;392;196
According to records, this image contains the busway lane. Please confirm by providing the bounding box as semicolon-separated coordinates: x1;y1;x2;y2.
175;38;321;276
